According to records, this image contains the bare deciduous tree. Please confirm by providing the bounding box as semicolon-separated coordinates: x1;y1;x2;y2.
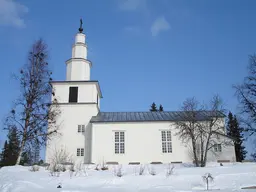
235;54;256;136
174;95;232;167
4;39;61;165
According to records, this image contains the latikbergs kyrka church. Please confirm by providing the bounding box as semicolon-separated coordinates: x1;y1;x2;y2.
45;20;236;165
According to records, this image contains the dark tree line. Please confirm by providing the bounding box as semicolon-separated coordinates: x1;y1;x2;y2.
226;112;247;162
0;127;19;166
150;102;164;112
0;127;41;166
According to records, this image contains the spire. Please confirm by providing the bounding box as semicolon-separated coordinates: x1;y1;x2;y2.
78;18;83;33
65;19;91;81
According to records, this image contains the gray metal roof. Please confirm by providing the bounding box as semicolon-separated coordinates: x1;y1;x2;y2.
90;111;225;123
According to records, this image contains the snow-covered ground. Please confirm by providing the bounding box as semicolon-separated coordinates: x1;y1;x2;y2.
0;162;256;192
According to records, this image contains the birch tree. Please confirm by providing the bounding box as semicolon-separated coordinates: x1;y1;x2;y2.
4;39;60;165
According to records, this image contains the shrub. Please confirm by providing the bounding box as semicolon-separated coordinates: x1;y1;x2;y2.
61;165;66;172
95;164;101;171
29;165;40;172
101;166;108;171
49;163;61;177
166;163;174;177
202;173;214;190
69;164;75;178
114;165;123;177
148;165;156;176
41;163;50;167
139;165;145;175
75;162;89;177
100;160;108;171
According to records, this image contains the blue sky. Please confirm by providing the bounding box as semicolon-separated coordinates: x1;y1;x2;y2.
0;0;256;156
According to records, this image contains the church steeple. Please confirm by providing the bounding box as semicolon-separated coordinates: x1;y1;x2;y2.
65;19;92;81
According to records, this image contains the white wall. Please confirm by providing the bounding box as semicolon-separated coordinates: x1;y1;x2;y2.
91;122;191;164
207;136;236;162
72;44;87;59
45;104;98;164
66;59;91;81
46;81;100;164
91;121;236;164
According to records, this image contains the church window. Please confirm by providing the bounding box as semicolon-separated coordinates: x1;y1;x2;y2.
77;148;80;156
213;144;222;152
76;148;84;156
78;125;85;133
161;130;172;153
81;148;84;156
114;131;125;154
69;87;78;103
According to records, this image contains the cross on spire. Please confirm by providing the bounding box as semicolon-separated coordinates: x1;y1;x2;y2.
78;18;83;33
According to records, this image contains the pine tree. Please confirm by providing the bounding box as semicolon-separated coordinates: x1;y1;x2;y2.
0;140;9;166
20;151;31;165
252;153;256;161
7;127;20;165
159;104;164;112
227;112;247;162
226;112;233;136
150;102;157;112
233;116;247;161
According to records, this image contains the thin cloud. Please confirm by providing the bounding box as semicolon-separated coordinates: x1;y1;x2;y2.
151;16;170;37
118;0;147;11
0;0;28;28
123;26;141;35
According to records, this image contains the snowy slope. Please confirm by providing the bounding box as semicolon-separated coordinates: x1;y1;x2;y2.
0;163;256;192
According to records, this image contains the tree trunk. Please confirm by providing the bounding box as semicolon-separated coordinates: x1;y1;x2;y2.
16;100;31;165
192;139;199;167
202;134;211;167
200;135;204;167
16;137;25;165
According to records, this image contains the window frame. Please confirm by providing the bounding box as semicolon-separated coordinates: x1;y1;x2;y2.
81;125;85;132
80;148;84;156
114;131;125;154
214;144;222;152
77;148;81;156
77;148;84;156
69;86;78;103
78;125;81;133
161;130;172;153
78;125;85;133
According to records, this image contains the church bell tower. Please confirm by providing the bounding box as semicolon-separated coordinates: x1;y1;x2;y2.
45;19;102;164
66;19;92;81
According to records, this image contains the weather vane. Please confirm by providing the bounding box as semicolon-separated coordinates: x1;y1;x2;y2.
79;18;83;33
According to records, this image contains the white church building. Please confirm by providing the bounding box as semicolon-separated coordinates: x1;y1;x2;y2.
45;23;236;165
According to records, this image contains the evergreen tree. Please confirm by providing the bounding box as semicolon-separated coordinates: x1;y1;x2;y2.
227;111;247;162
0;140;9;166
20;151;31;165
252;153;256;161
159;104;164;112
7;127;20;165
150;102;157;112
226;112;233;136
